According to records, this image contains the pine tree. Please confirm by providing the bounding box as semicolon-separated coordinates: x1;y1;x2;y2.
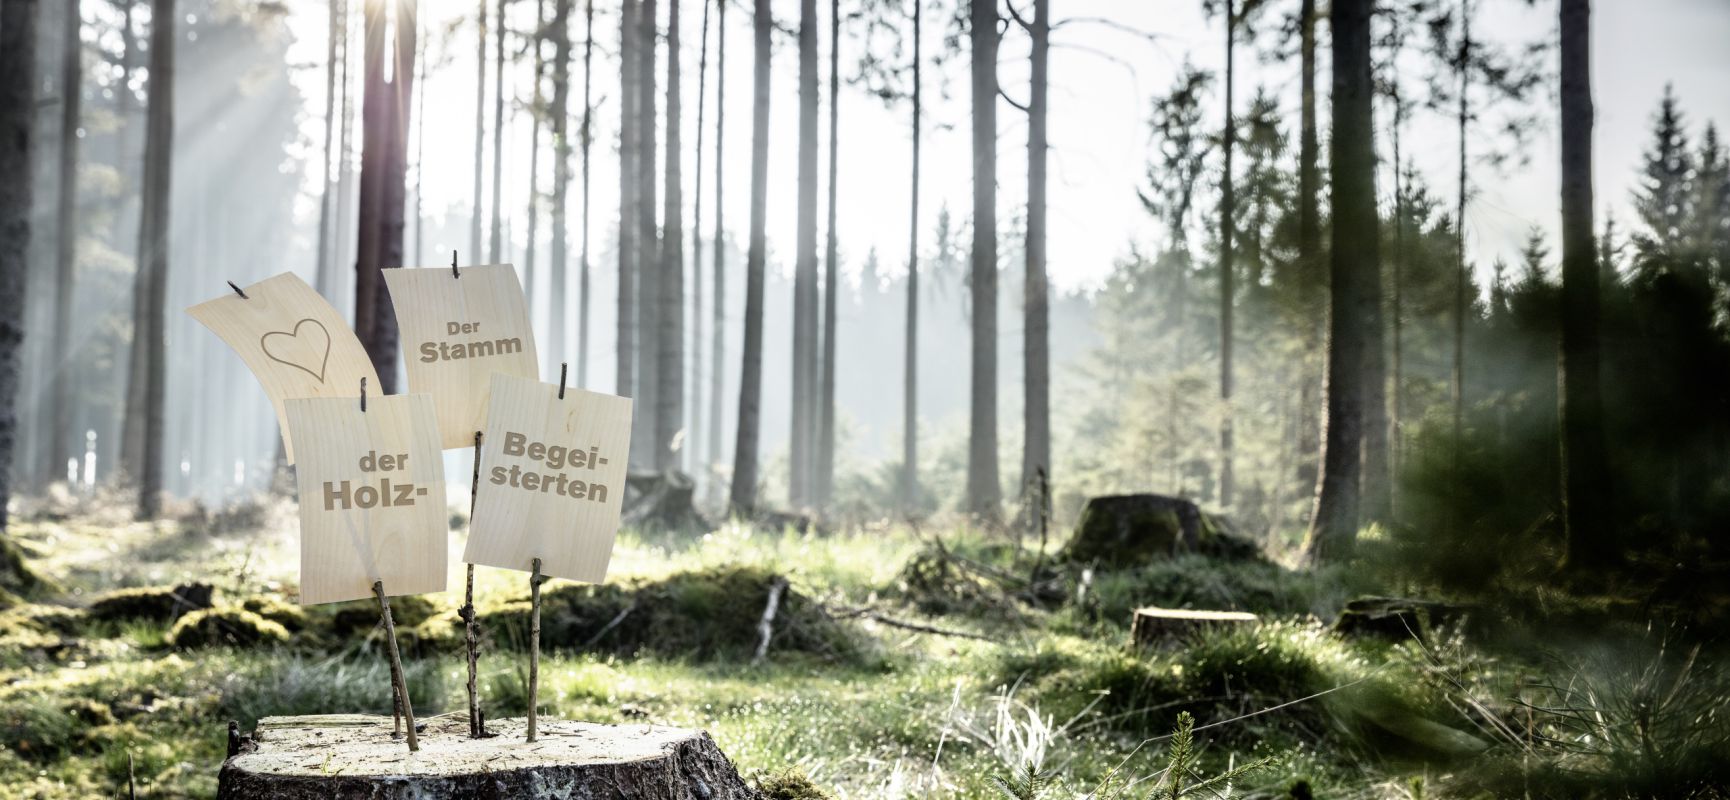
1633;86;1693;255
967;0;1001;520
0;0;42;531
730;0;772;516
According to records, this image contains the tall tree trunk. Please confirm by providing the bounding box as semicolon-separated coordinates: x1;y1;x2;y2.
1452;0;1469;499
525;0;545;308
729;0;771;516
618;0;638;400
635;0;660;468
550;0;572;380
316;0;341;297
788;0;818;508
1020;0;1049;514
334;2;356;302
472;0;487;266
1559;0;1611;571
708;0;727;494
691;0;711;475
899;0;921;515
135;0;176;519
1295;0;1321;496
352;0;417;393
966;0;1000;520
1303;0;1377;564
1218;2;1236;510
656;0;684;470
490;0;508;264
1390;107;1405;518
578;0;593;385
46;0;82;488
0;0;41;531
815;0;840;508
412;9;425;269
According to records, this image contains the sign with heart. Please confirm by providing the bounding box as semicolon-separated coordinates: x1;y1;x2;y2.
285;392;447;605
465;373;633;583
187;272;380;464
384;264;540;449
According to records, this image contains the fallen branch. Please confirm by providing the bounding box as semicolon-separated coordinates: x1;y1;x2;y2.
752;578;789;665
583;600;639;650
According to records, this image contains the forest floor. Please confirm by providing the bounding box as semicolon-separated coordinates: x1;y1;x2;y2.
0;491;1716;799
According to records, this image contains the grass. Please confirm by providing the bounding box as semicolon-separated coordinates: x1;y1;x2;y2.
1;498;1714;798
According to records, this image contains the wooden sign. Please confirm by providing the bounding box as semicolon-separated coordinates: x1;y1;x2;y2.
284;393;448;605
383;264;540;449
465;373;633;583
186;272;380;464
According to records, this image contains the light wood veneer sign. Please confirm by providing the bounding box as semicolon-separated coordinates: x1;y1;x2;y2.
285;393;448;605
185;272;380;464
383;264;540;448
465;373;633;583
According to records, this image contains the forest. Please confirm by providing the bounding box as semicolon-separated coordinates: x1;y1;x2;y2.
1;0;1729;796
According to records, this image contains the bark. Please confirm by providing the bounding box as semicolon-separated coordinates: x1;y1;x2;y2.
133;0;176;519
1390;106;1405;516
1452;1;1469;492
967;0;1000;520
578;0;593;385
218;716;758;799
708;0;727;494
525;0;545;307
550;0;571;372
489;0;507;265
47;0;82;488
352;0;417;393
789;0;819;508
1559;0;1612;570
618;0;637;399
635;0;660;468
1295;0;1321;494
656;0;684;470
816;0;841;508
1304;0;1377;564
1020;0;1049;511
472;1;487;267
899;0;921;515
0;0;41;531
691;0;711;475
729;0;771;517
1218;3;1236;510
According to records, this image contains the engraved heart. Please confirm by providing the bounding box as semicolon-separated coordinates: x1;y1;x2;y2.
260;318;332;384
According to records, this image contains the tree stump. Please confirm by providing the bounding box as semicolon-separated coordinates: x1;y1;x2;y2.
623;470;715;535
1131;606;1258;647
218;714;761;799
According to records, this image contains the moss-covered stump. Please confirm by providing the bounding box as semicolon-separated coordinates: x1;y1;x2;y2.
87;583;215;622
1332;596;1476;642
217;714;759;800
623;470;714;535
1064;494;1259;567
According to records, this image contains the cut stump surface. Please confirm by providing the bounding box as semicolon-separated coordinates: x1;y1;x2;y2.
218;714;760;799
1131;606;1259;647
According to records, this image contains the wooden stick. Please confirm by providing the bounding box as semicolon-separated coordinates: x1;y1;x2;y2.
527;557;545;742
462;430;485;738
751;578;789;665
372;580;418;752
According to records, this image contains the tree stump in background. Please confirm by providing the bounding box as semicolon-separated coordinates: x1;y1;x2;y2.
623;470;714;535
218;715;759;799
1131;606;1258;648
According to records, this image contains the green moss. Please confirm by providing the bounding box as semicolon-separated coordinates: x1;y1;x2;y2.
240;595;308;632
477;565;862;663
0;535;55;599
86;583;215;623
1;698;113;761
166;608;290;649
754;770;834;800
322;593;441;637
0;603;87;637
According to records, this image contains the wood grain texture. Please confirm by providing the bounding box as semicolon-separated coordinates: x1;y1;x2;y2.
186;272;380;464
465;373;633;583
285;394;447;605
218;715;760;799
383;264;540;448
